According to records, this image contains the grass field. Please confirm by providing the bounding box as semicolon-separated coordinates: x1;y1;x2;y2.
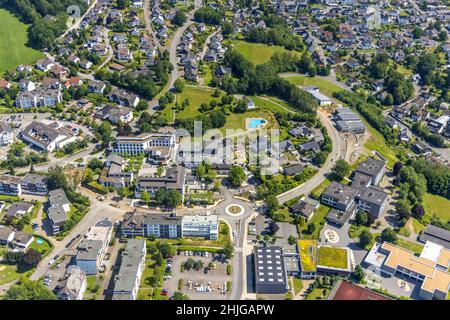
230;40;293;65
0;8;44;75
298;205;331;239
284;76;342;98
305;287;331;300
423;193;450;221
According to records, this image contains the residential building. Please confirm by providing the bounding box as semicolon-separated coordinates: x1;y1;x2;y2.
109;88;140;107
357;186;388;219
57;265;87;300
354;157;385;186
291;198;319;220
4;202;33;222
254;246;288;294
182;214;218;240
121;211;182;239
0;121;14;146
76;219;113;275
321;181;358;212
21;121;76;153
0;227;33;250
0;175;22;196
21;173;48;195
135;165;186;201
98;154;133;189
113;132;175;155
47;188;71;234
112;239;146;300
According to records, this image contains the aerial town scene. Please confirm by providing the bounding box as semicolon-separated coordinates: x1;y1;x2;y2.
0;0;450;303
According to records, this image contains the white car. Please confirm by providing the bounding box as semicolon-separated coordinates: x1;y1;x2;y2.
48;259;55;265
233;231;237;236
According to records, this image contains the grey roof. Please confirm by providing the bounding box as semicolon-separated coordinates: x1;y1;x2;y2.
359;186;388;205
355;157;385;179
350;172;372;190
143;213;182;226
48;206;68;224
283;164;304;176
12;230;33;245
107;154;124;166
6;202;33;217
323;181;359;205
419;225;450;249
0;121;13;133
336;120;366;131
0;226;14;241
49;188;70;207
76;239;103;261
21;121;62;148
254;246;287;288
326;207;353;226
298;140;320;151
21;173;47;185
0;175;21;185
113;239;146;295
137;165;185;190
58;265;86;300
291;201;317;218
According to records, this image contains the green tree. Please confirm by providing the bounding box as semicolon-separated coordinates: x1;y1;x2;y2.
4;279;56;300
172;291;190;300
288;235;296;245
381;228;398;244
164;190;182;208
141;191;150;204
353;265;365;282
331;159;350;181
307;223;316;235
228;165;246;187
172;10;187;26
173;78;185;93
355;210;368;226
266;194;279;216
21;249;41;267
359;230;374;249
223;242;234;259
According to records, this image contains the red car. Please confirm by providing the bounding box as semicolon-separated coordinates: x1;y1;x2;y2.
160;291;168;296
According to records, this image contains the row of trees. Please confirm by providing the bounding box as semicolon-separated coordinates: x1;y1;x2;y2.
245;26;305;51
411;121;447;148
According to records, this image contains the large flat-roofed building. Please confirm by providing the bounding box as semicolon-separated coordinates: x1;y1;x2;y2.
76;219;113;275
57;266;87;300
21;173;48;195
112;239;146;300
419;225;450;249
357;186;388;219
364;241;450;300
0;175;22;196
98;155;133;189
135;165;186;201
254;246;288;294
182;214;218;240
334;107;366;134
354;157;385;186
121;211;182;239
113;132;175;155
321;181;359;212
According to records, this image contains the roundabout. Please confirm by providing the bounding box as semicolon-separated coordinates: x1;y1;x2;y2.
225;204;245;217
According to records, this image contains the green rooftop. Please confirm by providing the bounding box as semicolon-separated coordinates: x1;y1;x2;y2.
298;239;317;272
317;246;348;269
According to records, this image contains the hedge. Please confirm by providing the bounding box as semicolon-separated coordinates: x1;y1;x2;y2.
178;279;183;291
177;246;223;253
226;264;232;275
86;181;109;195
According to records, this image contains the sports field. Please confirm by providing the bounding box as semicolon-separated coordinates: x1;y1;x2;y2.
0;8;44;75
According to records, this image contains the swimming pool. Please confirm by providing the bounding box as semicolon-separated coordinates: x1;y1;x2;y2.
248;119;266;129
36;238;43;244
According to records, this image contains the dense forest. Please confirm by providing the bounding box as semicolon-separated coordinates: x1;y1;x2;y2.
0;0;88;49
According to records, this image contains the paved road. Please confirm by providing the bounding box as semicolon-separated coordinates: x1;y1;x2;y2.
61;0;100;39
29;187;129;281
277;108;342;203
143;0;163;50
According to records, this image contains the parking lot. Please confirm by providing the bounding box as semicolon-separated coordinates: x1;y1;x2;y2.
42;255;72;293
164;251;232;300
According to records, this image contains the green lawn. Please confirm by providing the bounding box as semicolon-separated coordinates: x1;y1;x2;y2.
222;109;279;133
310;178;332;200
305;287;331;300
251;96;295;114
0;8;44;75
230;40;293;65
298;205;331;239
284;76;342;98
412;218;427;234
292;277;303;294
317;246;348;269
396;239;424;255
29;237;52;257
361;117;398;169
423;193;450;221
0;263;21;286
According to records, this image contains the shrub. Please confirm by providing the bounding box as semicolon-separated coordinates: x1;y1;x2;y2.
226;264;232;275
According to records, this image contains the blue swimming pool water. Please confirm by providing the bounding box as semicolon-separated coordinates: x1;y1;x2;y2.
248;119;265;129
36;239;43;244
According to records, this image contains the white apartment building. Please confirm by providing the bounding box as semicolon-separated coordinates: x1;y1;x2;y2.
182;214;219;240
113;132;175;155
0;121;14;146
